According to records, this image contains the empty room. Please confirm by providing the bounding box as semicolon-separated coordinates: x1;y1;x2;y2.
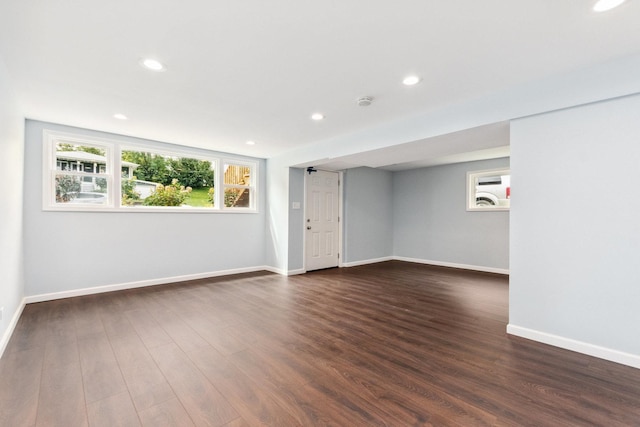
1;1;640;425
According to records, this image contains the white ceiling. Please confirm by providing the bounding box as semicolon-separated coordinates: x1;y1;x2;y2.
1;1;639;168
293;122;510;171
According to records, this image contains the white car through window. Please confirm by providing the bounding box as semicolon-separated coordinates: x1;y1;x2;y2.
475;174;510;207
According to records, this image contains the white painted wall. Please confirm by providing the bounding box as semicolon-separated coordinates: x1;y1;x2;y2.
343;167;393;265
393;158;510;272
0;57;25;355
23;120;266;298
510;94;640;365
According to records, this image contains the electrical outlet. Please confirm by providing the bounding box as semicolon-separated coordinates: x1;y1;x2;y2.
0;307;3;321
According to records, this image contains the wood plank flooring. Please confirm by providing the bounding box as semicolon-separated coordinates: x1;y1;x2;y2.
1;261;640;426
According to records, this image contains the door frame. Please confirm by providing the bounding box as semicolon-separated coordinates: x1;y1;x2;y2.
303;169;344;272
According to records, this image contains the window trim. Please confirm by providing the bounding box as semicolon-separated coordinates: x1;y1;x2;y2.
222;159;258;211
43;130;259;213
466;168;510;212
119;144;219;210
44;130;116;210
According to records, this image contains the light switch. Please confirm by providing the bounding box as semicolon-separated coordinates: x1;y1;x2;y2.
292;202;301;209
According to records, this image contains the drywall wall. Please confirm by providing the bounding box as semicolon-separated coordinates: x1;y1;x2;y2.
286;166;393;271
22;120;266;298
287;167;305;272
510;93;640;364
393;158;510;272
0;57;25;355
343;167;393;264
265;158;290;274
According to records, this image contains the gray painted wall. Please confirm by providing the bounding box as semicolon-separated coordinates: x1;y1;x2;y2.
286;166;394;271
343;167;393;264
287;167;305;272
510;94;640;356
0;58;24;349
393;158;510;270
23;120;266;297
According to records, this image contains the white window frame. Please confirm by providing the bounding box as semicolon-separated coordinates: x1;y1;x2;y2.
467;168;511;212
222;159;258;211
43;130;115;210
120;145;219;211
43;130;259;213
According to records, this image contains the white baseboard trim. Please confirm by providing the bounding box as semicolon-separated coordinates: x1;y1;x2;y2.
24;266;271;304
264;266;305;276
0;298;26;359
263;267;305;276
507;324;640;370
286;268;306;276
341;256;394;268
263;266;305;276
393;256;509;275
263;266;287;275
285;256;507;274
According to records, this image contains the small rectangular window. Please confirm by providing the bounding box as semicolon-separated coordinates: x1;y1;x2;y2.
44;133;113;209
467;168;510;211
223;162;255;209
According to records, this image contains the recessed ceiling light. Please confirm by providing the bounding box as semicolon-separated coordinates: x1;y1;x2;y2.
311;113;324;121
113;113;128;120
246;140;256;145
403;75;421;86
140;58;166;72
593;0;626;11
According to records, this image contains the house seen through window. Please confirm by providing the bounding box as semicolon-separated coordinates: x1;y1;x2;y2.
44;130;258;212
54;142;111;206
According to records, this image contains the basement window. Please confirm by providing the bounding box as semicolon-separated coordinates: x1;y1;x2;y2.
120;148;217;209
467;168;510;211
44;133;115;209
223;161;255;209
43;130;258;213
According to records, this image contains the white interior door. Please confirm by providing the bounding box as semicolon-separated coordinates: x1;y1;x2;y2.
305;170;340;271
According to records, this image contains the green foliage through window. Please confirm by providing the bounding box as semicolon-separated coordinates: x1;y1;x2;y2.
121;178;141;205
56;143;105;156
143;179;192;207
121;151;171;184
55;175;80;202
121;150;214;188
45;130;256;211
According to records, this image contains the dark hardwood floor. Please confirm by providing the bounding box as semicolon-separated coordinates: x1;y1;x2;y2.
1;261;640;426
